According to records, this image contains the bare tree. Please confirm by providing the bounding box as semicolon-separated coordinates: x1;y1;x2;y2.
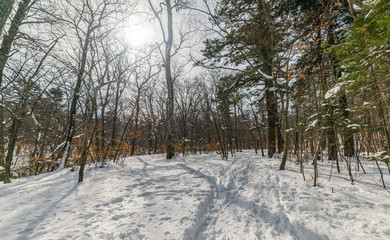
56;0;131;170
0;0;15;33
147;0;176;159
0;0;34;179
130;49;161;156
2;37;59;183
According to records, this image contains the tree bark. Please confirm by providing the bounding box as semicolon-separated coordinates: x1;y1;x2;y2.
0;0;15;33
0;0;31;87
251;103;264;156
148;0;175;159
78;95;96;183
346;0;357;20
264;52;277;158
279;84;290;170
58;23;93;169
0;102;4;174
340;95;355;157
3;118;21;183
165;0;175;159
277;114;284;154
0;1;31;175
130;93;141;156
326;21;339;163
110;81;121;158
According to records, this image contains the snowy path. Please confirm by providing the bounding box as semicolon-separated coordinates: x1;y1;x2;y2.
180;151;390;240
1;151;390;239
180;155;323;239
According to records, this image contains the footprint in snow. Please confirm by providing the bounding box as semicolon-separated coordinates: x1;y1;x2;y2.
111;197;123;204
144;203;156;207
180;217;189;224
160;217;172;221
111;215;124;221
137;192;152;197
81;213;95;219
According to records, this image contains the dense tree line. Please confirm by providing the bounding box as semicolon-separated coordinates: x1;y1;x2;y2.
199;0;389;186
0;0;389;187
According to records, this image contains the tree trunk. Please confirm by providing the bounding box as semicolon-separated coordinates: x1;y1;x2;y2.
147;94;155;154
3;66;35;183
3;118;21;183
265;86;277;157
131;94;141;156
378;99;390;154
340;95;355;157
372;66;390;154
277;115;284;153
0;104;4;180
234;103;239;152
327;118;338;160
313;130;323;187
0;1;31;177
251;103;264;156
346;0;357;20
280;85;290;170
265;87;277;158
238;104;257;153
263;50;277;157
0;0;31;87
0;0;15;33
294;105;299;155
78;96;95;183
165;0;175;159
110;82;121;159
98;102;105;161
58;23;93;169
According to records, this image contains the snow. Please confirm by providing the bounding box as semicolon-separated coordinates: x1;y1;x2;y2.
325;83;342;99
347;124;360;130
372;151;390;160
324;81;353;99
306;119;318;130
258;70;273;80
286;128;294;133
1;151;390;240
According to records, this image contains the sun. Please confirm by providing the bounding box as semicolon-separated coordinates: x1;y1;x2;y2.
125;23;154;49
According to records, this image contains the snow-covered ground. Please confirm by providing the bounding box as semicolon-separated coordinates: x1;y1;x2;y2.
1;151;390;240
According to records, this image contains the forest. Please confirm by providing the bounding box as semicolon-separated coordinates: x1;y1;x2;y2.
0;0;389;187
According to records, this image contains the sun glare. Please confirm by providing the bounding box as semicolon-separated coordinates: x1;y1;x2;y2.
125;24;154;48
